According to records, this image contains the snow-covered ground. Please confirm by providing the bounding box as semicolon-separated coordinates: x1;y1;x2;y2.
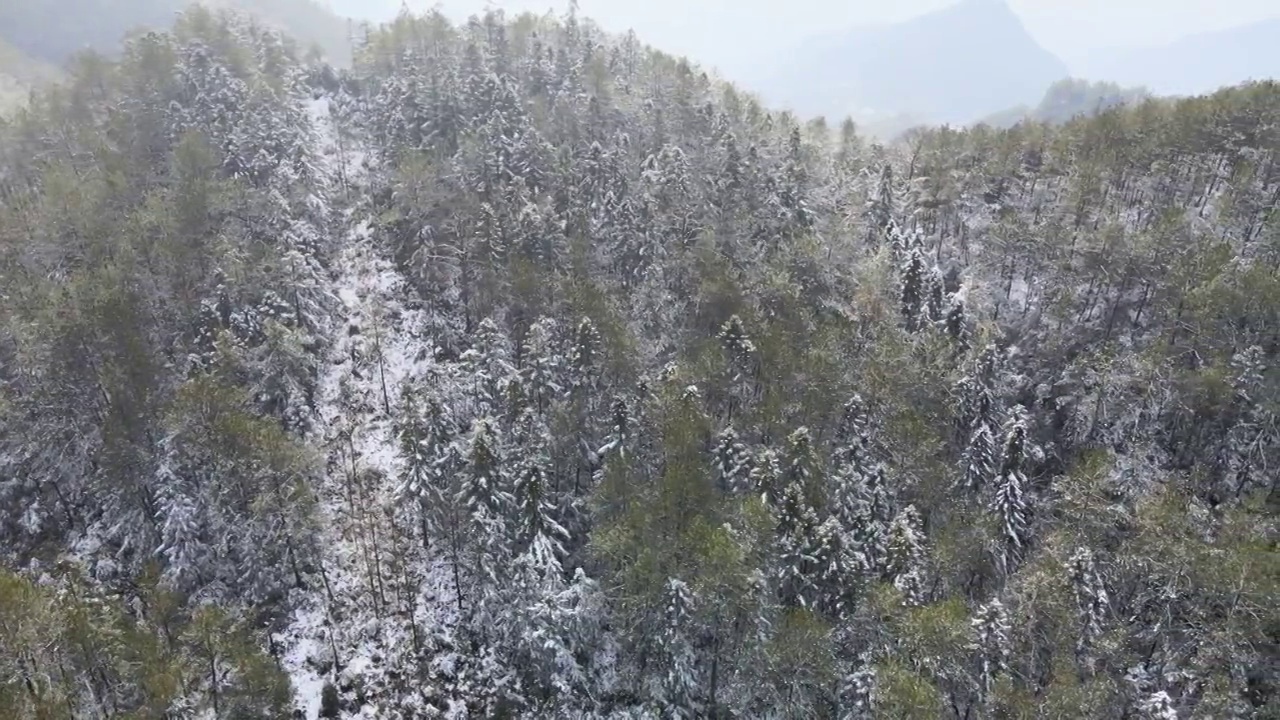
279;96;451;719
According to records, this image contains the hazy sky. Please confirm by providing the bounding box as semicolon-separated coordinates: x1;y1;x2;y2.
333;0;1278;79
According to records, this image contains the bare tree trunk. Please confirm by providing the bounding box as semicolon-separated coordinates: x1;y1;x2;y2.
708;617;722;715
372;310;391;416
448;512;466;613
1130;282;1152;336
208;645;220;717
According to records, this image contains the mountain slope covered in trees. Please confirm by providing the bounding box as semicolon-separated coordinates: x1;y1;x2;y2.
0;6;1277;719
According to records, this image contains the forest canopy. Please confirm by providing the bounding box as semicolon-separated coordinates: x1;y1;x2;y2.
0;5;1276;719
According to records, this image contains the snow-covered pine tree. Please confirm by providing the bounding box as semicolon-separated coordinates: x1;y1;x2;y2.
886;504;927;605
772;428;827;604
827;467;870;577
239;319;319;436
839;461;890;579
944;291;972;357
812;515;857;618
156;453;208;594
591;395;628;463
830;396;884;578
711;426;753;494
717;314;759;420
900;244;930;333
459;418;513;590
656;577;701;718
370;59;428;156
512;409;569;572
776;476;822;609
778;125;814;239
753;447;784;507
170;41;249;158
1221;345;1275;499
640;143;698;253
961;422;997;493
510;564;603;705
1070;546;1108;676
838;657;877;720
461;417;509;518
520;317;564;416
475;198;510;282
504;373;530;427
926;265;946;323
1138;691;1179;720
714;125;745;217
422;61;464;157
892;224;922;261
834;395;870;455
396;385;453;550
783;426;822;508
972;597;1011;703
956;344;1003;490
464;318;515;418
991;407;1031;575
867;162;895;245
569;316;602;394
718;314;756;378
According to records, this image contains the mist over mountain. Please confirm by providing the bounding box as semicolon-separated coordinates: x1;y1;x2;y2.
978;77;1152;129
1077;17;1280;96
0;38;61;112
323;0;403;23
0;0;176;63
760;0;1068;127
0;0;355;65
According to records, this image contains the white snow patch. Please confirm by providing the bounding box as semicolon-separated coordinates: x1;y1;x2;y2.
280;91;459;718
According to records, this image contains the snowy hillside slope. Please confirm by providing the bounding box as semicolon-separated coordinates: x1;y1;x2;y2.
280;97;463;719
281;89;615;719
5;6;1278;719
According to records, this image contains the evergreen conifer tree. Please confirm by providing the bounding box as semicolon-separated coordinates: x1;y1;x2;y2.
991;407;1031;574
657;578;700;718
886;505;927;605
900;245;930;332
972;597;1011;703
944;292;971;356
867;162;895;244
712;427;753;494
1070;546;1108;676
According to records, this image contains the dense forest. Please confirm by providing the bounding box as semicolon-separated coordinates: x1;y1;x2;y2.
0;5;1276;719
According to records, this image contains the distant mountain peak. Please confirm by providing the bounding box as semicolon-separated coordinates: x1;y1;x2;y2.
933;0;1031;32
1078;17;1280;96
954;0;1011;12
762;0;1068;130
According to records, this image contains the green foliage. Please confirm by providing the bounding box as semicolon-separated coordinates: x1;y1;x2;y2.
758;609;838;710
875;661;947;720
0;568;291;718
4;2;1280;717
994;660;1120;720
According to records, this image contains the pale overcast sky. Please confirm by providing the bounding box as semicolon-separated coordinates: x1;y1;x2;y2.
334;0;1278;78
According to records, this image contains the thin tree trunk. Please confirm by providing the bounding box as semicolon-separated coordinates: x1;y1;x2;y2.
448;514;466;613
708;617;722;715
209;646;220;717
372;311;391;416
